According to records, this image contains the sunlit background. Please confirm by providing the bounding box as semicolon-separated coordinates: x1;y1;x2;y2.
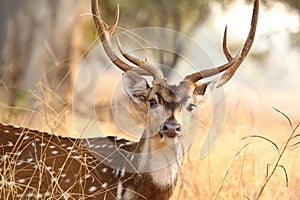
0;0;299;199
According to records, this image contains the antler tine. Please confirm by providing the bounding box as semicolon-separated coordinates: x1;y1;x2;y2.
223;26;233;61
184;56;238;82
92;0;164;79
117;38;164;79
91;0;133;72
184;0;259;84
117;38;145;66
184;25;238;83
240;0;259;58
139;63;164;80
214;0;259;88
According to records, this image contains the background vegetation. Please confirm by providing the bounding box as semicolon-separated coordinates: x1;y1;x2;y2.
0;0;299;199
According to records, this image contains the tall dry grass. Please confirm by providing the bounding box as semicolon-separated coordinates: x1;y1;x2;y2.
0;76;299;199
171;103;300;200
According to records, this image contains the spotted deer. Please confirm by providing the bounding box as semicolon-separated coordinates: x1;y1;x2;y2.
0;0;259;199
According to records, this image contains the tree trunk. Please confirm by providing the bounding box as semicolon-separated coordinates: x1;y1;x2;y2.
0;0;88;111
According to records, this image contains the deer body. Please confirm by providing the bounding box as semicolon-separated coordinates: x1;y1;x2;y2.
0;123;179;199
0;0;259;199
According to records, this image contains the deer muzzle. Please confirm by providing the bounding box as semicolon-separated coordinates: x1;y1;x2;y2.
160;121;182;138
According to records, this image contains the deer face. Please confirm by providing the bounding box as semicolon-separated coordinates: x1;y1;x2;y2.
92;0;259;144
123;71;206;143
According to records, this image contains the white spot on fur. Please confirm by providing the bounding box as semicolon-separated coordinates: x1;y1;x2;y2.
101;183;107;188
63;192;70;199
125;141;134;145
23;136;29;140
16;160;24;166
117;181;123;199
89;186;97;192
17;179;25;183
73;155;81;159
51;151;58;155
40;143;46;147
45;192;51;197
120;167;126;177
7;141;13;147
26;193;34;198
115;168;120;176
66;147;72;150
130;154;134;161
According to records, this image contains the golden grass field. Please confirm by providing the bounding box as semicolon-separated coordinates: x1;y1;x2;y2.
169;86;300;200
172;109;300;199
0;82;299;200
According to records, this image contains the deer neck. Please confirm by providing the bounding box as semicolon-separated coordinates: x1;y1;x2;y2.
132;126;182;187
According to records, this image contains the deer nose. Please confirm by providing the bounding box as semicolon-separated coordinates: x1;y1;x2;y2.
161;121;181;138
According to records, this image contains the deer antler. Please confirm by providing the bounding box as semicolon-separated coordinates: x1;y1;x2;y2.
91;0;164;80
91;0;132;72
117;39;164;79
185;0;259;88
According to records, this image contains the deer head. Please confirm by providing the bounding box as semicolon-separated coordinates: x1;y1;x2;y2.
91;0;259;149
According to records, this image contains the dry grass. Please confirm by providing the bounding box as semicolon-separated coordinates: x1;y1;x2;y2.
0;80;299;199
171;104;300;200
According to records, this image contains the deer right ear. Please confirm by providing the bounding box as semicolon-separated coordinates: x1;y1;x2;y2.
123;71;151;104
193;82;210;106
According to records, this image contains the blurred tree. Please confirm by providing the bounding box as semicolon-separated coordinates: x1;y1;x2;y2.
278;0;300;12
0;0;88;113
97;0;299;75
97;0;211;75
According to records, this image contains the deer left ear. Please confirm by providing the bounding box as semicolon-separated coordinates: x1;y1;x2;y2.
193;83;207;96
123;71;151;104
193;82;210;106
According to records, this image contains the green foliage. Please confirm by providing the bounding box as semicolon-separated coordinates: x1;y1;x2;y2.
98;0;299;35
98;0;210;34
280;0;300;12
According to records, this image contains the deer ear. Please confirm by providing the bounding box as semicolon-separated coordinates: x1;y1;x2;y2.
193;83;207;96
193;82;210;106
123;71;151;104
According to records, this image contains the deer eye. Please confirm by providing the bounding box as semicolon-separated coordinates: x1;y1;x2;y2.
148;99;157;108
186;104;196;112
